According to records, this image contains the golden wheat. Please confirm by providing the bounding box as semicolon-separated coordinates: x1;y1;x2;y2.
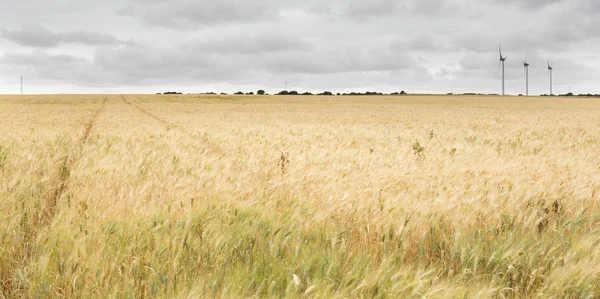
1;94;600;298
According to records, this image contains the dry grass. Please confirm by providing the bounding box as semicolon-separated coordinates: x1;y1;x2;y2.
1;94;600;298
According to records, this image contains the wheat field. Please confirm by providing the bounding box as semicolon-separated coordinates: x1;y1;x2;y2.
1;94;600;298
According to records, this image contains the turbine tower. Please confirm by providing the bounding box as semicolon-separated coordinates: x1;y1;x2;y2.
21;76;23;95
523;53;529;96
499;44;507;96
547;60;554;95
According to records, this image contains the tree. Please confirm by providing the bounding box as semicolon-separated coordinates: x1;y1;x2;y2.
257;90;265;95
234;91;244;95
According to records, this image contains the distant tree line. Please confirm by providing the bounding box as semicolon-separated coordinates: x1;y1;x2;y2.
542;93;600;97
160;90;600;98
172;90;410;96
275;90;407;96
454;93;500;96
158;89;413;96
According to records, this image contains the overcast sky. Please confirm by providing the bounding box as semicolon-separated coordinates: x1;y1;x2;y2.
0;0;598;95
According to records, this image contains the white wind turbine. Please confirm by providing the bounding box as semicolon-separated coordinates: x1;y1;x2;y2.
523;53;529;96
547;60;554;95
499;44;507;96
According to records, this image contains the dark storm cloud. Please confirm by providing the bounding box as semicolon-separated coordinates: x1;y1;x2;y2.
2;25;129;48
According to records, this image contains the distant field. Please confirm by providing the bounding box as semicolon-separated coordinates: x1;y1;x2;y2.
1;94;600;298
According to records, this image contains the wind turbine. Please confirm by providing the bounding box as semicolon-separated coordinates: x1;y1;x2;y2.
499;44;507;96
547;60;554;95
523;53;529;96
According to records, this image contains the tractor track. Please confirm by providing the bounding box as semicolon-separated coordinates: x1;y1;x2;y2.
1;96;108;297
44;96;107;221
119;95;223;154
119;95;185;135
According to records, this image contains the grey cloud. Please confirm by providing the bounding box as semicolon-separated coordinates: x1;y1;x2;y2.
119;0;279;29
314;0;456;20
1;0;600;94
84;38;417;87
392;20;594;56
489;0;565;10
185;33;314;55
115;6;136;16
92;35;312;85
434;67;453;78
2;25;129;48
0;51;104;85
410;0;452;14
267;45;417;74
577;0;600;12
392;36;454;52
454;50;595;87
94;45;223;82
342;0;402;19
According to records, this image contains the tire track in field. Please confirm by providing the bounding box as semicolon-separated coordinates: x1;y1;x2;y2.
4;96;108;296
43;96;108;222
120;95;173;130
119;95;224;154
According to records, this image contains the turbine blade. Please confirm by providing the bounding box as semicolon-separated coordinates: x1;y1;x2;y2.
499;43;502;59
525;52;529;63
